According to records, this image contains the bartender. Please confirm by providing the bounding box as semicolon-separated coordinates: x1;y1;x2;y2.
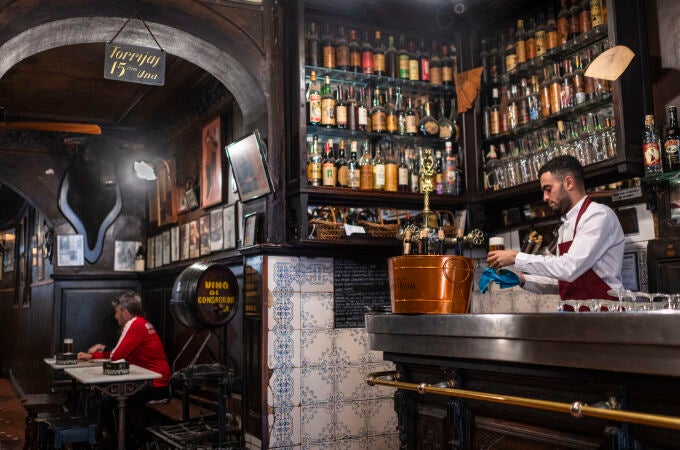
487;155;625;300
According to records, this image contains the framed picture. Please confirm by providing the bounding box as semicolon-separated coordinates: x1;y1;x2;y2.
223;204;237;250
1;228;15;272
201;116;223;208
147;237;155;269
57;234;84;267
180;222;190;261
199;215;211;256
170;226;180;262
155;234;163;266
114;240;138;272
244;212;258;247
156;158;177;226
189;220;200;259
210;208;224;251
162;230;171;265
225;130;273;203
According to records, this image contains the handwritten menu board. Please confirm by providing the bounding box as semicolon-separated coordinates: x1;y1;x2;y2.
334;258;390;328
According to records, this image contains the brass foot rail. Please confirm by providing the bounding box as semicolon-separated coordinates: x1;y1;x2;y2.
367;370;680;431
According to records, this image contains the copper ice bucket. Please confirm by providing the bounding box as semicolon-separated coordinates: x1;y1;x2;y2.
388;255;476;314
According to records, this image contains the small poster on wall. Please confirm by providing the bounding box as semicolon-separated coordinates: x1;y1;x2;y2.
201;117;223;208
210;208;223;252
57;235;84;267
114;241;139;272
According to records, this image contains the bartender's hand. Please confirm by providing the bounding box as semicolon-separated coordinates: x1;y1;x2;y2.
87;343;105;354
77;352;93;361
487;250;519;269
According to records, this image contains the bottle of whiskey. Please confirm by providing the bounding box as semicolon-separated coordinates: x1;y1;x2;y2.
568;0;581;41
308;70;321;125
505;27;517;73
434;150;444;194
579;0;592;34
347;141;361;189
348;29;361;72
572;55;586;105
663;106;680;172
430;41;442;86
357;88;368;131
419;39;430;82
385;87;397;134
321;22;335;69
305;22;320;67
515;19;527;65
398;147;410;192
408;40;420;81
526;18;537;61
361;31;374;74
405;97;418;136
320;75;335;127
441;43;454;87
384;143;398;192
372;143;386;190
307;134;322;186
385;35;398;78
335;26;350;71
336;140;349;187
398;35;410;80
373;30;386;76
321;139;337;187
370;87;387;133
359;143;374;190
535;12;547;57
395;87;406;136
549;63;562;116
335;86;347;129
546;6;559;50
346;85;357;131
557;0;569;45
643;114;663;176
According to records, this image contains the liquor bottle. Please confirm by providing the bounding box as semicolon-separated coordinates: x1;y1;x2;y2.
449;43;458;76
549;63;562;115
320;75;335;128
385;87;397;134
515;19;527;65
489;36;499;82
405;97;418;136
430;41;442;86
490;87;501;135
561;58;574;109
398;35;410;80
573;55;586;105
507;84;519;130
518;79;530;125
557;0;569;45
441;43;454;87
456;228;465;256
499;84;510;134
643;114;663;176
419;99;439;136
321;139;337;187
409;149;420;193
307;134;322;186
370;87;387;133
308;70;321;125
505;27;517;73
384;143;398;192
408;40;420;81
335;26;350;71
419;39;430;82
305;22;320;67
336;140;348;187
359;143;373;190
373;30;386;76
590;0;605;27
403;228;412;255
385;35;398;78
348;29;361;72
535;12;547;57
360;31;374;74
347;141;361;189
335;86;347;129
357;88;368;131
479;39;489;85
427;220;441;255
444;141;456;194
579;0;592;34
568;0;581;41
526;18;537;61
321;23;335;69
434;150;444;194
346;85;357;131
372;143;386;190
583;49;596;100
663;106;680;172
398;147;410;192
546;6;559;50
438;98;454;141
528;75;542;121
395;87;407;136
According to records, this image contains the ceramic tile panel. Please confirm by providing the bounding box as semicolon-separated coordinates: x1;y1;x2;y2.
334;401;368;440
302;443;333;450
269;290;301;331
301;292;334;330
301;403;335;443
334;364;366;403
362;362;396;400
301;328;335;367
334;437;367;450
269;406;301;447
298;257;334;293
268;367;301;409
301;364;335;405
269;255;303;291
268;328;301;369
334;328;366;365
365;399;398;436
366;434;400;450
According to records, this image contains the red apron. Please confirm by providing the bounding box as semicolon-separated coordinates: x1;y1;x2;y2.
558;196;617;302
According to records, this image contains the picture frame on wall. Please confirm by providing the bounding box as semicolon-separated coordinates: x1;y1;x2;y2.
201;116;223;208
223;204;237;250
225;130;273;203
147;237;155;269
180;222;190;261
210;208;223;252
170;226;180;262
155;234;163;267
162;230;171;265
57;234;84;267
114;240;138;272
2;228;15;272
243;212;258;247
199;215;211;256
156;158;177;226
189;220;200;259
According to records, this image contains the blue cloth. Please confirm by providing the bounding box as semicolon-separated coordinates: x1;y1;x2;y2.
478;268;521;293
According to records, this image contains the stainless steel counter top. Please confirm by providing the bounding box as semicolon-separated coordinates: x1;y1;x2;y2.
366;312;680;377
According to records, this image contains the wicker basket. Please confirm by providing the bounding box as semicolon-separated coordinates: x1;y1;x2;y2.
309;207;345;240
437;210;457;238
358;208;401;239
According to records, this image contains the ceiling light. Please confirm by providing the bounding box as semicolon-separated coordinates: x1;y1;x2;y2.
134;160;156;181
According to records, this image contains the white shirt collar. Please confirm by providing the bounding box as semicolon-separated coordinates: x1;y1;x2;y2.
562;195;588;223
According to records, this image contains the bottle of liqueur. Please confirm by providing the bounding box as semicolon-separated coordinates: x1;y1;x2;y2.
535;12;547;57
348;29;361;72
373;30;386;76
504;27;517;73
359;143;374;190
307;134;322;186
320;75;335;128
405;97;418;136
518;79;530;125
395;87;407;136
490;87;501;135
335;86;347;129
590;0;605;27
434;150;444;194
488;36;499;82
347;141;361;189
398;147;410;192
370;87;387;133
546;6;559;51
419;99;439;136
456;228;465;256
335;26;350;71
438;98;454;141
561;58;574;109
409;150;420;193
441;43;454;87
384;143;398;192
385;87;397;134
528;75;542;121
557;0;569;45
321;22;335;69
398;35;410;80
507;84;519;130
360;31;374;74
572;55;586;105
408;40;420;81
643;114;663;176
583;49;596;100
346;85;357;131
419;39;430;82
372;143;386;190
357;88;368;131
334;140;348;188
308;70;321;125
385;35;398;78
444;141;457;194
321;139;337;187
549;63;562;116
525;18;537;61
579;0;592;34
515;19;527;65
430;41;442;86
305;22;320;67
568;0;581;41
663;106;680;172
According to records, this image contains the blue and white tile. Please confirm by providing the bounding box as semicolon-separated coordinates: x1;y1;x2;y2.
301;403;335;443
268;328;301;369
303;443;334;450
362;362;396;399
334;437;367;450
268;366;301;408
301;364;335;405
268;406;301;447
334;328;366;365
366;433;400;450
268;290;301;331
365;399;397;436
298;256;334;293
301;328;335;367
335;364;366;403
334;401;368;440
301;292;334;330
269;255;303;291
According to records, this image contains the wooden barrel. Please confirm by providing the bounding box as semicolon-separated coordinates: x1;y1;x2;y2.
170;262;239;329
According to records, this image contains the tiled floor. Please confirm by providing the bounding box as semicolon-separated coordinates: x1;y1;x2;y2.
0;379;24;449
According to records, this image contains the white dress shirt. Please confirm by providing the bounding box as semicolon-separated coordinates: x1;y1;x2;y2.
516;196;625;295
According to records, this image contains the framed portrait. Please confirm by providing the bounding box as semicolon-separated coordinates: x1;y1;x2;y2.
225;130;273;203
210;208;224;252
57;234;84;267
1;229;15;272
162;230;171;265
170;226;180;262
155;234;163;266
147;237;155;269
201;116;223;208
114;240;138;272
199;215;211;256
180;222;190;261
157;158;178;226
189;220;200;259
223;204;237;250
244;212;258;247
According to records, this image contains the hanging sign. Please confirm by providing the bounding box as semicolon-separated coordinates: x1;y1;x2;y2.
104;43;165;86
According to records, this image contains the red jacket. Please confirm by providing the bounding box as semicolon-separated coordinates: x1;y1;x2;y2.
94;316;170;387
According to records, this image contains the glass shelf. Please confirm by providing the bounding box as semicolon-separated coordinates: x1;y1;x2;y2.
641;170;680;183
306;125;457;147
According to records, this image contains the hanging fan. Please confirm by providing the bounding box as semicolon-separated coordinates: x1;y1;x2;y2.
0;107;102;135
454;67;483;114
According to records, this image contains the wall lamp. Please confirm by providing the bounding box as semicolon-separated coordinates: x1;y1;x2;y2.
134;160;157;181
